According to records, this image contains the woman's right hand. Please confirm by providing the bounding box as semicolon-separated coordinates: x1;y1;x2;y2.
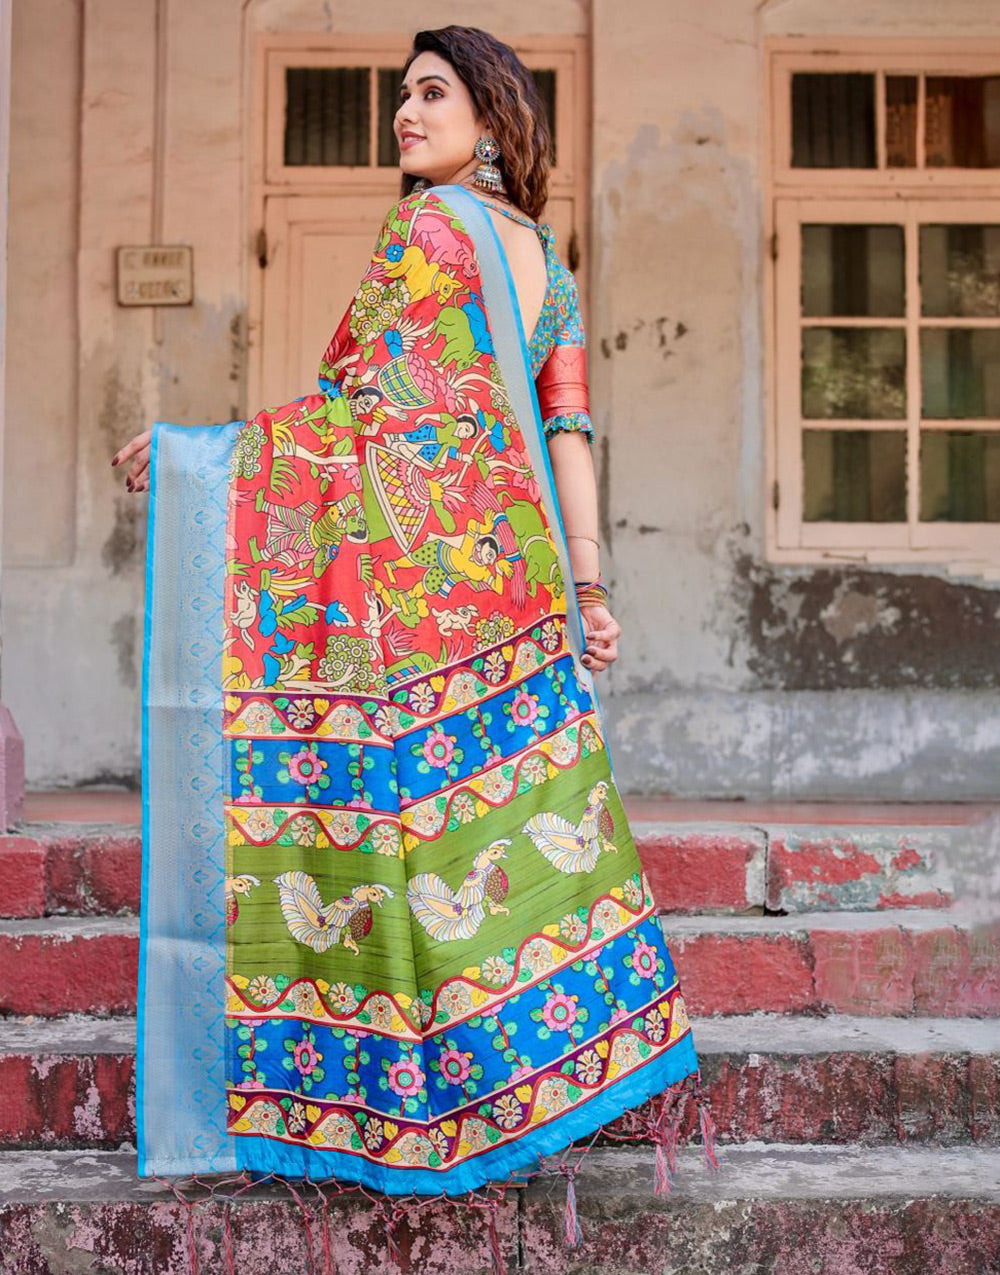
111;430;152;492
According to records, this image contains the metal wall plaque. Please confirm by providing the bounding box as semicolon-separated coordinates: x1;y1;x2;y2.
116;245;193;306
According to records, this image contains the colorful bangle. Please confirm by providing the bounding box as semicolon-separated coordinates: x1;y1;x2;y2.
574;576;609;607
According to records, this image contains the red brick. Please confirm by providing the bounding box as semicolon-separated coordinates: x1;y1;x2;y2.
0;837;47;918
911;921;1000;1016
0;930;137;1015
638;830;762;913
766;833;950;913
969;1055;1000;1144
523;1196;1000;1274
668;932;814;1015
894;1053;971;1144
703;1051;897;1144
811;926;914;1015
44;833;141;915
0;1053;134;1148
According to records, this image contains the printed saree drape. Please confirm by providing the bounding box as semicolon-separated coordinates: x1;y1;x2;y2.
138;185;714;1217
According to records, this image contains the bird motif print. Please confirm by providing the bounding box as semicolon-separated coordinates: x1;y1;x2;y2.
521;781;618;875
273;872;395;955
224;873;261;925
407;839;512;942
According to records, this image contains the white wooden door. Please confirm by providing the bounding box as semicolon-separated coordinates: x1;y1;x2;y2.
255;194;388;409
250;37;590;411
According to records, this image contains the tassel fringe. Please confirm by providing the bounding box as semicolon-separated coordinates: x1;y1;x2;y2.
151;1069;720;1273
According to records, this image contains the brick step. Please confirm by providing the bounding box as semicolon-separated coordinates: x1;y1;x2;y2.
666;905;1000;1016
2;1014;997;1152
5;805;989;918
0;825;140;918
0;816;985;921
0;918;138;1015
1;1145;997;1274
637;820;966;914
1;907;997;1018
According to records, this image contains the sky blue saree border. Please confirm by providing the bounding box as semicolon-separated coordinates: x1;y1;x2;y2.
139;420;242;1178
432;186;618;784
136;421;158;1176
235;1026;698;1196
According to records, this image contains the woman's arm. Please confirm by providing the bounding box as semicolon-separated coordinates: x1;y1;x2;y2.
547;430;620;674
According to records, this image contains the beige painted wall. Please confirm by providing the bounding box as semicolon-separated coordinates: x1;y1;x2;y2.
5;0;1000;795
3;0;588;787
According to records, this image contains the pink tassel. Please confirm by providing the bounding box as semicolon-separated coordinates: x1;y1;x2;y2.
385;1202;406;1272
563;1167;583;1249
285;1178;316;1275
486;1201;505;1275
223;1202;235;1275
319;1196;336;1275
185;1198;199;1275
653;1138;673;1196
698;1094;720;1171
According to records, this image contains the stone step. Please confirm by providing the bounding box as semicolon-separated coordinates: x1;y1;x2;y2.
1;906;997;1018
0;1145;997;1274
4;810;995;920
1;1014;997;1152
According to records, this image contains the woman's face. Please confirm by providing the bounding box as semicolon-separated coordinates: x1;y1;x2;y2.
394;50;483;187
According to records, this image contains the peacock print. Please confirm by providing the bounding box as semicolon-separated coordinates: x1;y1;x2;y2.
521;781;618;874
406;838;512;941
224;873;261;926
272;871;395;955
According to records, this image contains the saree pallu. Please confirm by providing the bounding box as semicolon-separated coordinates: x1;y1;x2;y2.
138;185;716;1243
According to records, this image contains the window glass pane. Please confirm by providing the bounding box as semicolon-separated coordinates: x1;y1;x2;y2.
926;76;1000;167
921;225;1000;317
802;328;906;418
803;429;907;521
922;328;1000;417
377;67;402;166
802;224;904;317
530;68;558;164
791;73;876;168
284;67;371;167
886;75;918;168
921;431;1000;521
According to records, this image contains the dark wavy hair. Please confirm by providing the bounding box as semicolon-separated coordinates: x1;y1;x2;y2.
398;26;552;222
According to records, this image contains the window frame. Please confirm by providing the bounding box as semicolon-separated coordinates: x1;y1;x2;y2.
259;35;582;192
765;38;1000;566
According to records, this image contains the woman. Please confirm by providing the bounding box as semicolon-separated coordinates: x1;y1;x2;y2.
112;24;716;1263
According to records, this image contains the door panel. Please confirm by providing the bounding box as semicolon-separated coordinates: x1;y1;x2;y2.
257;192;586;410
258;194;388;408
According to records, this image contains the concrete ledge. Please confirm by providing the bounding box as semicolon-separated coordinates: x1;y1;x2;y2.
1;1148;998;1275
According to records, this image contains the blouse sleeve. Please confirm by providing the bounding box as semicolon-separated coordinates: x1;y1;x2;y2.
535;263;594;445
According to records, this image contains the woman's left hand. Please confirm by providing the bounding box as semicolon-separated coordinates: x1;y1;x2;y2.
579;602;621;674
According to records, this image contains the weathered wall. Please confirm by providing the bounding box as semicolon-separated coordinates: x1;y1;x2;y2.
2;0;588;788
4;0;1000;796
593;0;1000;797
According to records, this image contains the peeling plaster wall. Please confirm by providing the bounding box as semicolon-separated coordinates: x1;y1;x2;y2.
4;0;1000;796
593;0;1000;798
